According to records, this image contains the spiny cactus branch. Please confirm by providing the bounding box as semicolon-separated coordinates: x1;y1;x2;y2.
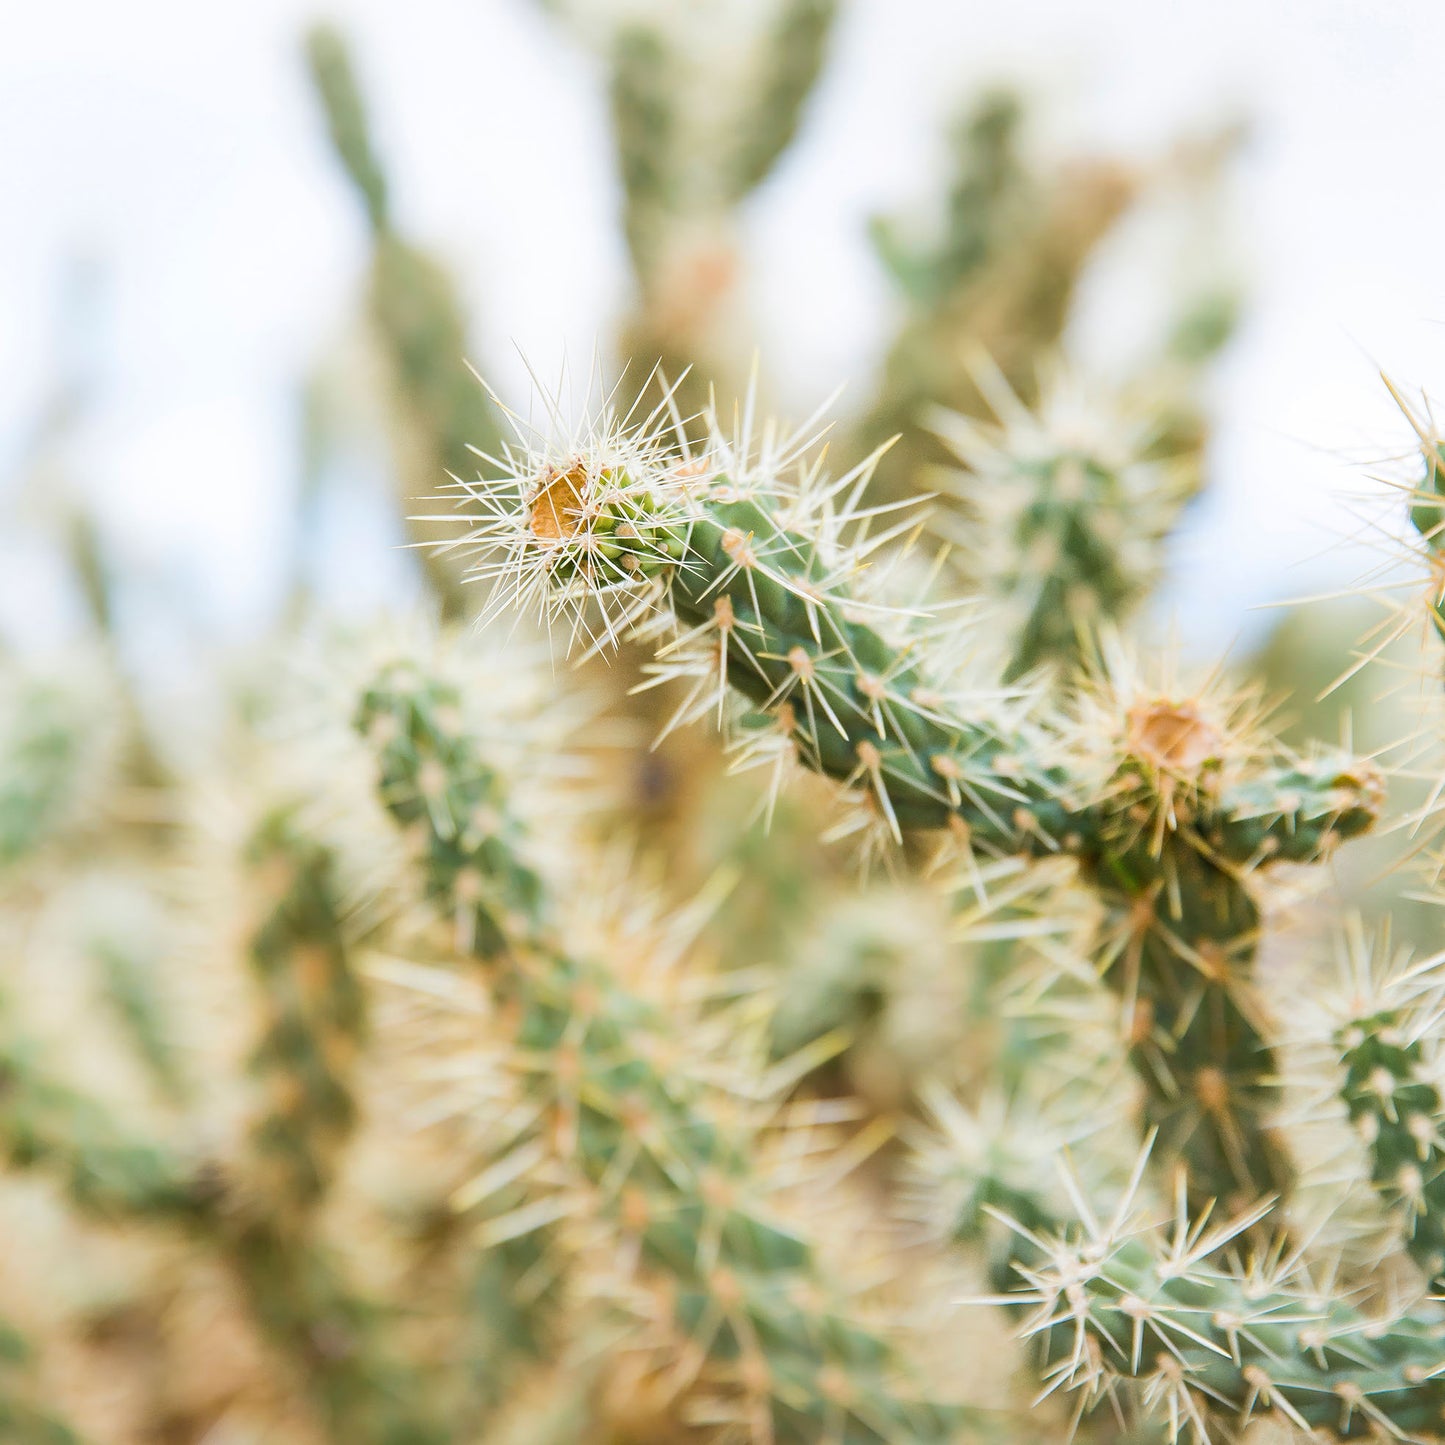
356;659;969;1443
452;387;1380;1205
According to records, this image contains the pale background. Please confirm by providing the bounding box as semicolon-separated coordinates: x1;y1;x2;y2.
3;0;1444;662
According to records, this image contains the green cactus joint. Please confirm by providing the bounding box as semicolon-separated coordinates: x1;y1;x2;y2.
356;661;969;1443
1012;1217;1445;1441
726;0;838;203
917;1097;1445;1441
932;377;1199;681
93;936;189;1106
610;24;680;282
1;805;446;1445
1410;439;1445;648
1337;1007;1445;1292
245;809;369;1215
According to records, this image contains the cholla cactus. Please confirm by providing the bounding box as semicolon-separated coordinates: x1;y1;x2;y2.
11;16;1445;1438
930;362;1199;680
243;809;368;1216
910;1090;1445;1440
306;25;503;618
453;382;1380;1210
1007;1179;1445;1441
601;0;838;421
354;658;967;1443
1394;381;1445;651
858;92;1139;501
1321;925;1445;1293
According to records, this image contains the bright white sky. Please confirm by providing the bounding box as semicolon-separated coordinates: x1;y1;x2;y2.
3;0;1445;661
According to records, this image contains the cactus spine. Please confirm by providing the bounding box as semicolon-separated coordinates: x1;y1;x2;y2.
1008;1202;1445;1440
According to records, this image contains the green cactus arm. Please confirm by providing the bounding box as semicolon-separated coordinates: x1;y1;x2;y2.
460;416;1377;865
0;1022;211;1221
1335;1004;1445;1292
1008;1214;1445;1441
917;1108;1445;1442
1;815;444;1445
244;809;369;1216
305;24;389;233
231;809;456;1443
610;24;680;282
866;91;1026;312
1379;377;1445;651
355;660;969;1444
930;369;1199;681
908;1087;1073;1302
859;96;1132;501
726;0;838;203
0;1079;447;1445
1393;377;1445;649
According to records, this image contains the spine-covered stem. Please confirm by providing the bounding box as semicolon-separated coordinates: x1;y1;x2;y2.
244;810;368;1216
0;821;443;1445
356;661;965;1444
473;432;1381;1207
1336;1006;1445;1291
231;810;447;1445
918;1099;1445;1441
1015;1223;1445;1440
304;24;501;619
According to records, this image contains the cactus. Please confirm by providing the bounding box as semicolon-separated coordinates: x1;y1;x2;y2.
1326;928;1445;1294
930;364;1198;680
9;14;1445;1438
354;659;968;1443
604;0;838;424
1393;378;1445;651
725;0;838;203
0;1018;208;1222
859;92;1136;501
243;809;369;1215
90;925;188;1108
1001;1185;1445;1441
0;815;447;1445
610;23;681;285
305;25;502;618
456;384;1381;1207
226;808;450;1444
914;1096;1445;1441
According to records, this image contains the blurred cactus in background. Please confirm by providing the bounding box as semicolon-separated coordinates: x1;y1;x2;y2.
5;7;1445;1445
306;24;504;618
